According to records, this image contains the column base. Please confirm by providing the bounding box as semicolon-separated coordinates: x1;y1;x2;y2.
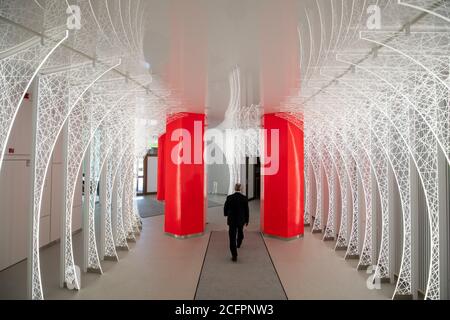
356;264;371;271
87;267;103;274
103;254;119;262
262;232;304;241
345;254;360;260
378;277;392;284
393;294;413;300
335;245;348;251
126;235;136;243
165;232;204;239
312;229;322;234
323;236;335;241
116;245;129;251
63;282;80;291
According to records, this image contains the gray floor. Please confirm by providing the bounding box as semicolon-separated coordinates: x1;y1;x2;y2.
195;231;287;300
264;229;395;300
136;195;164;218
0;195;394;300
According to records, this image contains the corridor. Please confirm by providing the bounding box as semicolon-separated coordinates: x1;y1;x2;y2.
0;197;393;300
0;0;449;305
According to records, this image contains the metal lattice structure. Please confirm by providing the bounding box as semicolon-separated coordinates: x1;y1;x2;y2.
1;0;449;301
286;0;449;300
0;0;173;299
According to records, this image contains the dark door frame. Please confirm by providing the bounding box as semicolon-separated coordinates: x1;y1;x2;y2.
246;156;260;201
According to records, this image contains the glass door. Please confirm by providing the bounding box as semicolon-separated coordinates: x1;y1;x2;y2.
136;157;145;195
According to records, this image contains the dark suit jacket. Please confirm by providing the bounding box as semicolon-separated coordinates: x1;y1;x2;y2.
224;192;249;227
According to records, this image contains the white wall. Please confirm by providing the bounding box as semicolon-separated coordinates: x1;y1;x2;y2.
146;156;158;193
0;88;82;271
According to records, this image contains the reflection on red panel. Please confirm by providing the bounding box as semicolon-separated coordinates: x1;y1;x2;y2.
157;134;166;201
164;113;205;237
262;113;304;239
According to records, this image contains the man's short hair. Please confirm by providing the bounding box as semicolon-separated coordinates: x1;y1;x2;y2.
235;183;241;192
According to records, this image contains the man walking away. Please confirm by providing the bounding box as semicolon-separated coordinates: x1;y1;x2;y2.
224;183;249;262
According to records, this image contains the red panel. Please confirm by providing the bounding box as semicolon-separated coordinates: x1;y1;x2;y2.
156;134;166;201
164;113;205;236
262;113;304;238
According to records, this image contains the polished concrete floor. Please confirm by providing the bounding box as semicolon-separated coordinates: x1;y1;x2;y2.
0;195;394;299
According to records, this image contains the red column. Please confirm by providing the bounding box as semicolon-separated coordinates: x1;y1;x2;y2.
156;134;166;201
261;113;304;239
164;113;205;237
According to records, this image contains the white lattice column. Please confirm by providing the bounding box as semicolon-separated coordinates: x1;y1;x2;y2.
304;143;312;227
330;70;411;286
0;29;67;174
28;60;112;298
101;116;132;257
310;129;323;234
354;108;375;269
322;147;336;241
82;139;102;274
67;81;150;273
96;106;135;260
131;159;142;233
111;144;132;250
343;145;360;259
122;159;136;238
411;102;440;300
334;133;351;251
120;155;136;242
359;31;447;298
59;64;118;290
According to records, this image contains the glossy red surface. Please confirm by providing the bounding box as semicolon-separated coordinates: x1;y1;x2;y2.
262;113;304;238
156;134;166;201
164;113;205;236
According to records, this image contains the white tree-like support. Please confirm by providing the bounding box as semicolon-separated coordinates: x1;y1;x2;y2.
0;0;170;300
63;73;137;278
107;124;135;251
321;146;337;241
360;29;448;300
1;0;448;302
303;149;312;227
288;0;449;300
0;28;68;174
118;154;136;242
30;59;115;296
99;111;134;257
95;108;131;261
64;76;151;277
122;156;137;240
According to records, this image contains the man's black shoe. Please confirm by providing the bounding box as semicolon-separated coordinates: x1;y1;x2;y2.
232;256;237;262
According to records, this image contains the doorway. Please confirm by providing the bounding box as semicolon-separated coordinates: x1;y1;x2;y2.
246;157;261;200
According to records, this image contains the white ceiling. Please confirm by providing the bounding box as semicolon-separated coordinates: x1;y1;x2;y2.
142;0;422;126
143;0;315;124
